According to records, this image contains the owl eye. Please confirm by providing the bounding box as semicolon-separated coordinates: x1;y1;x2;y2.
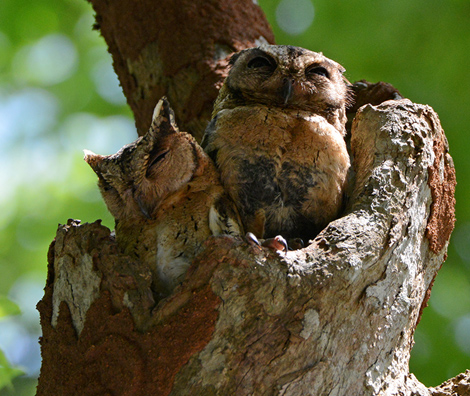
306;65;330;79
247;56;276;71
102;183;114;192
147;149;169;176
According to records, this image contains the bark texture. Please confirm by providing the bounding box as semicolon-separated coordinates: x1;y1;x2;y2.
88;0;275;140
37;99;462;395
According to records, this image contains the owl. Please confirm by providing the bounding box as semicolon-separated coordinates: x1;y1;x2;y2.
202;45;351;244
85;98;242;298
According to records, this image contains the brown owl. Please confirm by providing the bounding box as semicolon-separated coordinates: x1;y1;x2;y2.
202;45;351;244
85;98;242;298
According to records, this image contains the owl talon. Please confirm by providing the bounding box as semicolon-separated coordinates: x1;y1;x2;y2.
245;233;287;254
245;232;261;247
262;235;288;254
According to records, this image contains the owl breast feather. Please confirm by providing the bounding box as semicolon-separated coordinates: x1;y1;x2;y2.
211;105;350;239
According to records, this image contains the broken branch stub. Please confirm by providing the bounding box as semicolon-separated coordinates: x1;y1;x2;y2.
37;99;457;395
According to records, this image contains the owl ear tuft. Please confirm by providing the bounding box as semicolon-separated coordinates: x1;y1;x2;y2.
83;149;105;174
149;97;179;138
229;51;242;66
151;98;165;123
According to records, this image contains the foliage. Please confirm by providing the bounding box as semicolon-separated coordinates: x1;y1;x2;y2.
0;298;23;393
0;348;24;392
0;0;468;393
0;297;20;319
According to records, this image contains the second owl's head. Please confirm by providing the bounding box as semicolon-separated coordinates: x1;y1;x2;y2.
85;98;208;221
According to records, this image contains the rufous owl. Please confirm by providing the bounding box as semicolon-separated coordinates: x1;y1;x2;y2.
85;98;242;298
202;44;351;244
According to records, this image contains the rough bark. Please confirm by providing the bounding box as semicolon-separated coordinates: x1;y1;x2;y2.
89;0;275;140
36;0;467;395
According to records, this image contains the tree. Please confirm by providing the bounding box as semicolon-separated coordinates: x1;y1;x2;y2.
36;0;468;394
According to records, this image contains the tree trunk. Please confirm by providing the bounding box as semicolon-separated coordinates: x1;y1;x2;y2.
89;0;274;141
36;0;467;395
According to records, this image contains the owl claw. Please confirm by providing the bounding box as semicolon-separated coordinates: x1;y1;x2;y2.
245;232;261;247
245;233;288;254
262;235;288;254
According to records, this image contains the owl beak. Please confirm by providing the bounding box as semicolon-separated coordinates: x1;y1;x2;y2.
282;78;294;105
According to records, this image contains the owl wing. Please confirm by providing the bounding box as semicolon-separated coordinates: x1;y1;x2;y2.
200;114;219;164
209;194;243;237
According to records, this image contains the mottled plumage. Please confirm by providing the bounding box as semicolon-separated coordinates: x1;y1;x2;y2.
202;45;351;242
85;98;242;297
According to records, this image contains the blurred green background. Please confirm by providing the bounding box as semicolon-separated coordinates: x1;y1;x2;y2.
0;0;468;394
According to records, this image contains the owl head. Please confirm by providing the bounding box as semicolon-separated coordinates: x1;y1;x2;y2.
217;45;351;119
84;97;206;221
